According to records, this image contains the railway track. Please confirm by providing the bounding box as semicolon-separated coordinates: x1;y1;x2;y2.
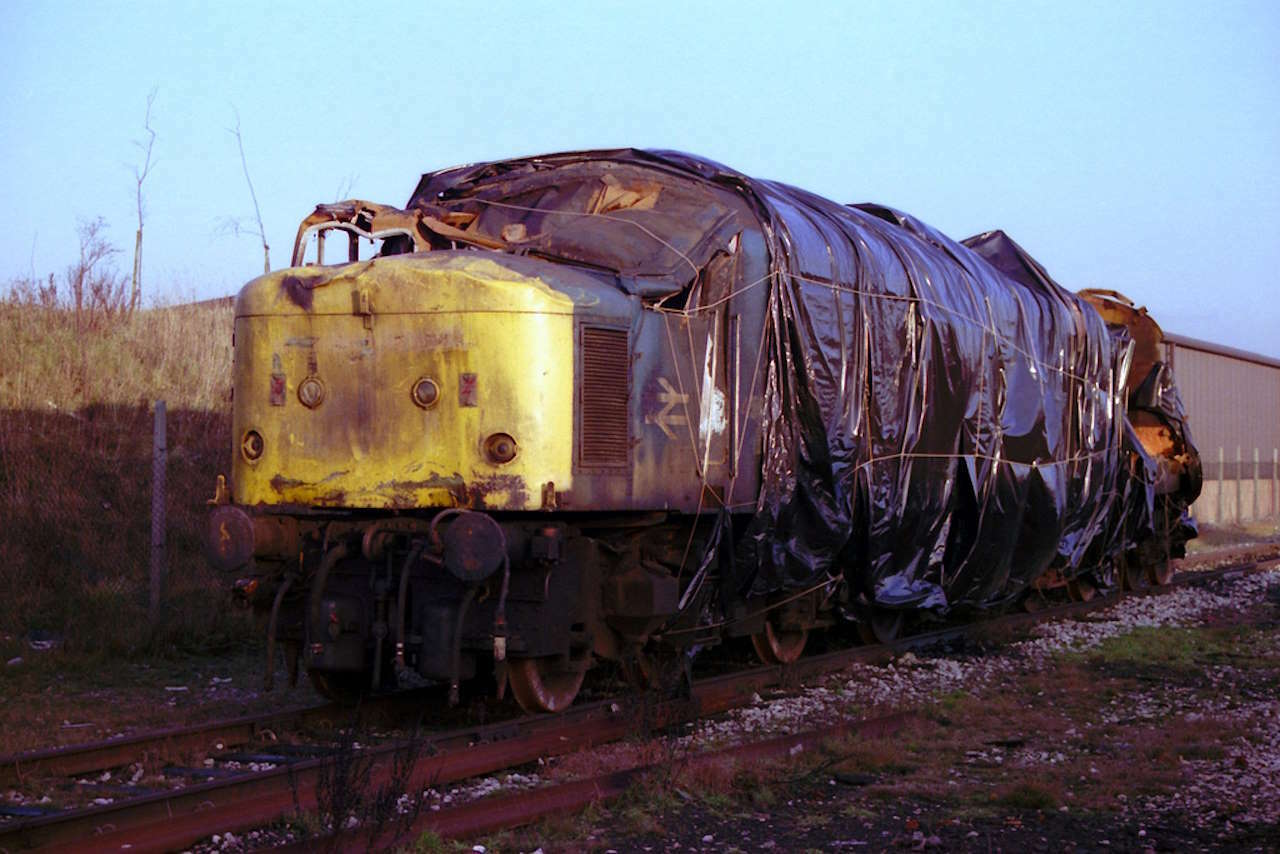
0;704;329;792
1;555;1272;852
0;681;505;795
283;709;924;853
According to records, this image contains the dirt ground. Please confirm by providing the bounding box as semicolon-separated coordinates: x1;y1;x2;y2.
0;645;322;756
548;790;1252;853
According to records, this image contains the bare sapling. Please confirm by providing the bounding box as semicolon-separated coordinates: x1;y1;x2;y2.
130;88;157;314
228;110;271;274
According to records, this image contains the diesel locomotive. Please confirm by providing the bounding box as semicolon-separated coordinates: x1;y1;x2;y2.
207;150;1201;712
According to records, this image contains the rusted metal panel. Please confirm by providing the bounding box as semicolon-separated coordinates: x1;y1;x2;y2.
629;310;715;508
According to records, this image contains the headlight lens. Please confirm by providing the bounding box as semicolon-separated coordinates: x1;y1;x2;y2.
411;377;440;409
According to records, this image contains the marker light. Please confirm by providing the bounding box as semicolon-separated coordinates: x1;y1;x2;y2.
484;432;518;464
241;430;265;461
298;376;325;408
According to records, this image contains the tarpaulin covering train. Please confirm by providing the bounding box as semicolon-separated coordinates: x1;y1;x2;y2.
407;149;1197;614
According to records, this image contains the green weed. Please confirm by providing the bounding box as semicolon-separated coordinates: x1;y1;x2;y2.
995;782;1059;811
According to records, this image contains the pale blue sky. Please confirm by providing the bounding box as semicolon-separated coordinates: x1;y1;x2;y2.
2;1;1277;354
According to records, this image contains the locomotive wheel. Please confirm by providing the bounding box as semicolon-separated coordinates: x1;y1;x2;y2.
508;654;588;713
1146;557;1173;586
856;609;904;645
1066;578;1097;603
308;669;367;705
1121;555;1150;592
750;616;809;665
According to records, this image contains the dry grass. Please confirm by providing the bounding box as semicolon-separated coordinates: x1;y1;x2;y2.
1;297;233;412
0;295;249;657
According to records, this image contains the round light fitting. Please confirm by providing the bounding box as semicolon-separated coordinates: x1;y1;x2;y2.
241;429;265;462
483;432;518;464
298;376;325;408
411;377;440;409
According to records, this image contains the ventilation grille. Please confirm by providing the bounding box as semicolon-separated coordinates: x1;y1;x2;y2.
579;326;630;467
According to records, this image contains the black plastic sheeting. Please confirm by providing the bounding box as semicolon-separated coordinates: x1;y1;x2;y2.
408;149;1199;614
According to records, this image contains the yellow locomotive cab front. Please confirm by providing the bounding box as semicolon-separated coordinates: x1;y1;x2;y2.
230;251;601;512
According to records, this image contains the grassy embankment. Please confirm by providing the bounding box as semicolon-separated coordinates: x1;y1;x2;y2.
0;295;252;660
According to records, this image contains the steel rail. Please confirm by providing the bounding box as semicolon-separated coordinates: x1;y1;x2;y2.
299;710;922;852
11;696;699;852
0;683;462;789
0;706;329;790
3;557;1273;852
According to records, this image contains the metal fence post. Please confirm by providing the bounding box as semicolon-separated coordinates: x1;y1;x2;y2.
1236;446;1242;524
1217;446;1224;524
1254;447;1260;521
150;400;167;627
1273;448;1278;518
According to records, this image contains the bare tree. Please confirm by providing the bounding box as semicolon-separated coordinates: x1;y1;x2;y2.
228;110;270;273
130;88;158;314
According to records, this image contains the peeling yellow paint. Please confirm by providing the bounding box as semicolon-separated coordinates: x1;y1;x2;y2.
231;253;580;510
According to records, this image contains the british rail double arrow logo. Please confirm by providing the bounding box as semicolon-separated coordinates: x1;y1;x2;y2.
645;377;689;439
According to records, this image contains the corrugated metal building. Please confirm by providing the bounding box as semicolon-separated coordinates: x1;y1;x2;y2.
1165;333;1280;524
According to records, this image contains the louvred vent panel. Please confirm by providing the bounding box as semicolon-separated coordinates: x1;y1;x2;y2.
580;326;630;467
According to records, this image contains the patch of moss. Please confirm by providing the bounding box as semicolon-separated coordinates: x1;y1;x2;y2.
700;790;735;812
995;783;1058;811
797;811;832;830
405;830;469;854
1070;626;1236;672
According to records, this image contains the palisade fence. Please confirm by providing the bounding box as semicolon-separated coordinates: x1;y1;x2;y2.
1193;446;1280;525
